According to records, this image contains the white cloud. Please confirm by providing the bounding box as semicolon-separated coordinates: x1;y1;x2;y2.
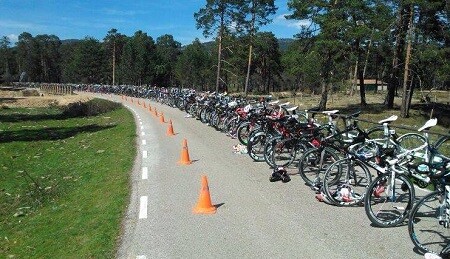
0;19;42;30
7;34;18;42
275;13;311;29
102;8;138;16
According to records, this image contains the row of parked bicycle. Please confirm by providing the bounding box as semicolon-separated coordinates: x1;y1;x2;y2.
89;87;450;258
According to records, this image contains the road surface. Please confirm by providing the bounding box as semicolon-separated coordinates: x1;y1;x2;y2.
93;94;424;259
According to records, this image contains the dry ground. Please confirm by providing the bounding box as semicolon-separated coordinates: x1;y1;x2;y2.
0;89;93;108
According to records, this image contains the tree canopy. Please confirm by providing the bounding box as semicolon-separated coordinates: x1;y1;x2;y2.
0;0;448;114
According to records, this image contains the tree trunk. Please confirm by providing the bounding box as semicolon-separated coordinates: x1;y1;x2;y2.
350;60;358;96
244;44;253;97
355;37;367;106
112;41;116;85
400;5;414;118
363;29;373;79
215;35;222;93
359;68;367;106
318;80;329;110
215;10;224;94
385;7;406;108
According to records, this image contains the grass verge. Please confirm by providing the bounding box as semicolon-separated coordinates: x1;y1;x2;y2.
0;99;136;258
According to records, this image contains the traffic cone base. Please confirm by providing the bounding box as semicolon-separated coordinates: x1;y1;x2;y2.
193;176;216;214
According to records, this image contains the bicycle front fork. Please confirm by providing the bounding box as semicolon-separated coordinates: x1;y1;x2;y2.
438;185;450;228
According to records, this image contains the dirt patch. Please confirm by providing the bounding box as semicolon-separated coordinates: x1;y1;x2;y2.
0;89;93;108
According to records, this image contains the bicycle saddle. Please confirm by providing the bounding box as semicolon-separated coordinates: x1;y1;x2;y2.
378;115;398;124
418;118;437;132
287;106;298;112
322;110;339;115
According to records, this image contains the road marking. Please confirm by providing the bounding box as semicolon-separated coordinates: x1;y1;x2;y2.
136;256;146;259
141;132;145;136
139;196;148;219
141;125;144;130
143;150;148;158
142;167;148;179
142;139;146;145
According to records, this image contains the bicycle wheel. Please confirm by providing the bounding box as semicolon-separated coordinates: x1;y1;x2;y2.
224;117;238;135
271;138;297;168
237;122;257;145
247;131;268;162
322;158;372;206
364;173;415;227
435;135;450;160
298;147;340;187
264;136;280;168
408;190;450;256
366;126;385;139
398;133;427;151
199;107;208;123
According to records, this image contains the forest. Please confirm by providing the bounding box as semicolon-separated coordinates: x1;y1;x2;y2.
0;0;449;114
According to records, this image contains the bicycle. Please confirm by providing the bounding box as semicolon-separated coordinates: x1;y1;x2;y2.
408;158;450;257
298;110;383;191
320;115;428;207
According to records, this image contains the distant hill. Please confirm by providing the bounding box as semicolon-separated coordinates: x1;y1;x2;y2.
61;37;296;51
197;38;295;51
61;39;80;45
278;38;296;51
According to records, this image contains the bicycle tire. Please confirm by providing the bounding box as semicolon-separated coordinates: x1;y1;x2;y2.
237;122;258;146
298;147;340;187
397;133;427;151
322;158;372;206
247;131;268;162
263;136;282;168
364;173;415;227
408;190;449;256
271;138;298;168
435;135;450;160
366;126;385;139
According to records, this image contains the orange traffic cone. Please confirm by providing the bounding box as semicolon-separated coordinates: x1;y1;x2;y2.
178;139;192;165
193;176;216;214
131;98;133;103
138;99;141;105
143;102;147;108
154;108;158;117
148;105;152;112
166;120;175;136
159;112;166;123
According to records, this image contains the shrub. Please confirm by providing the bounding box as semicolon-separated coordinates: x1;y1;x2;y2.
22;89;40;96
62;98;121;117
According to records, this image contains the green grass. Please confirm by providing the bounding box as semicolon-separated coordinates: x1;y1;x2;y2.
0;99;136;258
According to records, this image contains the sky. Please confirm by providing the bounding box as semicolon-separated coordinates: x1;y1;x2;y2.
0;0;307;46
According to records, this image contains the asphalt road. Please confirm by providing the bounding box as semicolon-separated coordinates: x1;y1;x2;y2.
92;93;424;259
